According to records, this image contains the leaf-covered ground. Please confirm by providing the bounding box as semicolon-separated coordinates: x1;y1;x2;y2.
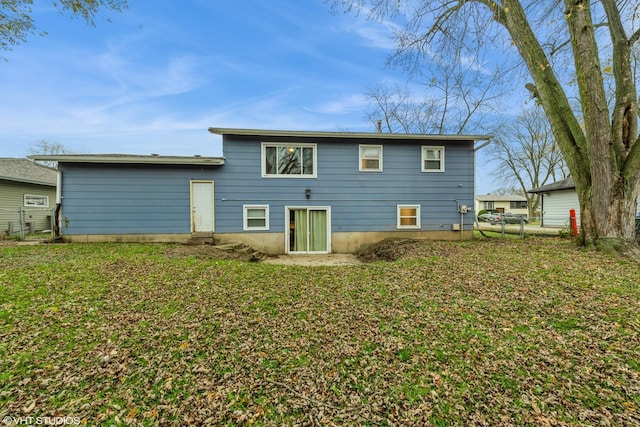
0;238;639;426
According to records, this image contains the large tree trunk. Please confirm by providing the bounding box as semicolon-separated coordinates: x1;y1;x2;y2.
499;0;639;252
579;181;639;249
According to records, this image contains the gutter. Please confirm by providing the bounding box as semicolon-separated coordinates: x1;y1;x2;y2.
209;127;493;142
28;154;225;166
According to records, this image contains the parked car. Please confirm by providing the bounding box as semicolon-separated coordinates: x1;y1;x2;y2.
478;212;528;224
477;213;502;224
503;213;529;224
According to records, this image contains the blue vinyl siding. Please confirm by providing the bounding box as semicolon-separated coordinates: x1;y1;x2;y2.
59;135;475;236
216;135;475;233
60;164;223;235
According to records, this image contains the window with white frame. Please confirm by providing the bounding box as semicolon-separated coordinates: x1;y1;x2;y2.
243;205;269;230
397;205;421;229
262;143;316;178
484;201;494;210
24;194;49;207
421;146;445;172
359;144;383;171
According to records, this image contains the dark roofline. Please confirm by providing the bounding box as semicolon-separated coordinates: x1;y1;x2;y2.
208;127;493;142
528;178;575;194
0;175;56;187
475;194;527;202
28;154;225;166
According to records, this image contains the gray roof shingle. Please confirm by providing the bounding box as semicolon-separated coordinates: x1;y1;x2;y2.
0;158;57;186
475;194;527;202
528;178;575;193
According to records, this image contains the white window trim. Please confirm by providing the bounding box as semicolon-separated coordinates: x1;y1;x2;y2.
421;146;445;172
24;194;49;207
397;204;421;229
243;205;269;231
359;144;383;172
261;142;318;178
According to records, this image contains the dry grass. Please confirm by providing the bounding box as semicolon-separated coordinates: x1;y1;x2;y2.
1;238;639;426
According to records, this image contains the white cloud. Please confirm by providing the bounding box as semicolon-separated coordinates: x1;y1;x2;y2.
308;93;369;115
350;22;397;50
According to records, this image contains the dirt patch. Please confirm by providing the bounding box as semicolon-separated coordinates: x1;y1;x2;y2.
164;244;266;262
355;238;426;262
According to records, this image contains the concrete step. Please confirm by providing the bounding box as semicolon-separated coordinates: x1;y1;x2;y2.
215;241;268;262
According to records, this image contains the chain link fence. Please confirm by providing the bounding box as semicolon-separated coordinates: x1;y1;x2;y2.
0;207;56;241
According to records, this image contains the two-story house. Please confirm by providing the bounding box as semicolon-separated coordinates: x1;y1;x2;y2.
31;128;490;254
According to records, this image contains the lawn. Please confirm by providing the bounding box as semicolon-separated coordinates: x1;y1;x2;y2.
0;238;639;426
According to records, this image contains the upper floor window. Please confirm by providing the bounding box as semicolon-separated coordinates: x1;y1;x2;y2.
262;143;316;178
24;194;49;207
484;201;494;210
510;201;527;209
422;146;445;172
359;145;383;172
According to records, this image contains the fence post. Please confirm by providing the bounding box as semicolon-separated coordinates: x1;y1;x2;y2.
18;207;24;240
50;208;55;237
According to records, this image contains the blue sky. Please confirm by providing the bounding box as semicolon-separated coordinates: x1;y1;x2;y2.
0;0;499;193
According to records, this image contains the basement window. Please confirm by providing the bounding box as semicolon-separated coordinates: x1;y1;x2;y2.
397;205;421;229
243;205;269;230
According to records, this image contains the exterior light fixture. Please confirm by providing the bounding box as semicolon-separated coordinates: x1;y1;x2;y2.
305;187;311;199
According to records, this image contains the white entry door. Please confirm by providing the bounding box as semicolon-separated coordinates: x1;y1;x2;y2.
191;181;214;233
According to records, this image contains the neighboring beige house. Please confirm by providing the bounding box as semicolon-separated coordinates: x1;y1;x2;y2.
475;194;529;217
0;158;57;236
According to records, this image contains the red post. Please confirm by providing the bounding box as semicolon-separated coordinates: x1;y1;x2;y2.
569;209;578;236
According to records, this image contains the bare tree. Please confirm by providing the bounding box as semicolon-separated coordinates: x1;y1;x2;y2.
333;0;640;255
493;186;524;196
29;140;70;169
365;83;441;134
489;106;569;217
365;29;506;135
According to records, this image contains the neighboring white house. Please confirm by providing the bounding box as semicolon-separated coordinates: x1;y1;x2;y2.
474;194;529;217
528;179;578;227
528;178;640;227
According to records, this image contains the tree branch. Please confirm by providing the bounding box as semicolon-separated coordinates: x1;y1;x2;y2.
630;28;640;46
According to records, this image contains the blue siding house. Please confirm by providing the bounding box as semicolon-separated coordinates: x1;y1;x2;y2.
31;128;490;254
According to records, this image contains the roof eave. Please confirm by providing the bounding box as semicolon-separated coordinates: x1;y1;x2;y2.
0;175;56;186
208;127;492;141
28;155;226;166
528;178;575;194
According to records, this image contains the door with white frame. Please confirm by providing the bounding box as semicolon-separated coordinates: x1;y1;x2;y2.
286;207;331;254
190;180;214;233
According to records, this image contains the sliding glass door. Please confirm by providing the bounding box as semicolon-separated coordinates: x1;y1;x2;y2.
288;207;330;254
